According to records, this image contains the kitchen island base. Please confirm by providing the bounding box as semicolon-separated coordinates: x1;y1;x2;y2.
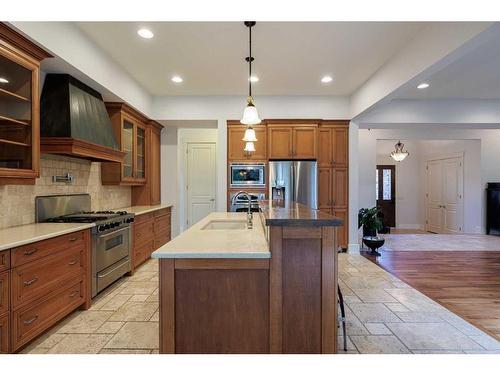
158;215;338;354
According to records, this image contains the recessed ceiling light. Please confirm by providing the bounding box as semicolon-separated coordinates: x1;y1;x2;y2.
249;75;259;83
137;28;154;39
321;75;333;83
0;77;8;84
417;82;430;89
171;76;183;83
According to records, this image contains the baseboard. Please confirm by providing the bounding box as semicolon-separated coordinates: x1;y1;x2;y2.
348;243;360;253
396;224;424;230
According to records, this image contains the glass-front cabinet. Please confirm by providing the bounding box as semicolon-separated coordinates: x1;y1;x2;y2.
101;103;148;185
0;24;49;184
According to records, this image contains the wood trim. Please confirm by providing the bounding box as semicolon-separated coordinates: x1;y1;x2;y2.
0;250;10;273
269;226;283;353
159;259;175;353
82;230;92;310
321;226;337;353
174;259;270;270
319;119;350;127
0;23;52;61
105;102;150;124
40;137;126;163
265;119;321;125
282;227;322;239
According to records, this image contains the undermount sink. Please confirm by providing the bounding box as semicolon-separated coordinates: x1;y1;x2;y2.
202;220;248;230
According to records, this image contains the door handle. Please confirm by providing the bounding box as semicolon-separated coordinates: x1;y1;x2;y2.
209;198;215;202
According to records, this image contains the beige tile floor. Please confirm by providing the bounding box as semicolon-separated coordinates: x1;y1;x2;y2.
21;253;500;354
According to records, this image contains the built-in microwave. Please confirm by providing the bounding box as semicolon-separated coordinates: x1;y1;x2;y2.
230;163;266;188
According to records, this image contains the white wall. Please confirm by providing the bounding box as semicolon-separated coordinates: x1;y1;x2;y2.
361;129;491;233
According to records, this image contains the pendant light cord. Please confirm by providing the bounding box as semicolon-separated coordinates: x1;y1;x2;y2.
248;24;252;98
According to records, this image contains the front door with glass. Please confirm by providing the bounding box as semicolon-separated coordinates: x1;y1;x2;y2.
376;165;396;228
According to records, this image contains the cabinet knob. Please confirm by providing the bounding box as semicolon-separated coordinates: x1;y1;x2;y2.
24;248;38;256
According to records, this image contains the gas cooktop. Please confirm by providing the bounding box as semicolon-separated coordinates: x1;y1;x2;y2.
46;210;130;223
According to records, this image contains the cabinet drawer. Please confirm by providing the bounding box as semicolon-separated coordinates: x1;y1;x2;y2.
154;208;171;218
154;231;170;250
134;220;154;248
11;246;85;308
11;230;86;267
0;251;9;273
134;240;154;268
153;215;171;234
0;313;8;354
134;212;154;224
12;279;84;351
0;271;9;316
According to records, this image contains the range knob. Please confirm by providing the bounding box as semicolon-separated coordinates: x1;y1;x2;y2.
98;225;106;232
104;224;111;230
126;217;134;223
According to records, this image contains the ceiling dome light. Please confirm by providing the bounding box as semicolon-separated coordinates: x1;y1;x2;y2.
244;141;256;152
171;76;183;83
249;75;259;83
137;28;154;39
321;75;333;83
390;140;409;162
0;77;8;84
417;82;430;89
242;127;257;142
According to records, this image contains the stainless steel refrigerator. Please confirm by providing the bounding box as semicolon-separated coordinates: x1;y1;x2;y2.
268;161;318;209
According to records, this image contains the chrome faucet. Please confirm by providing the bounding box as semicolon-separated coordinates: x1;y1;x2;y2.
231;191;253;229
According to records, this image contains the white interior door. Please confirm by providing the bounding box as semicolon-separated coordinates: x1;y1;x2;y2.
425;156;463;233
186;143;216;228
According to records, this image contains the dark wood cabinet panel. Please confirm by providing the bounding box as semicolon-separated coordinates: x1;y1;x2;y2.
318;168;332;209
333;128;348;167
0;313;8;353
267;126;293;159
175;269;269;353
0;271;9;316
317;128;332;167
332;209;348;249
228;124;267;161
332;168;348;208
0;250;9;272
292;127;317;159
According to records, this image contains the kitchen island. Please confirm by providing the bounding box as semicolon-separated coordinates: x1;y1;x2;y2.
152;201;343;354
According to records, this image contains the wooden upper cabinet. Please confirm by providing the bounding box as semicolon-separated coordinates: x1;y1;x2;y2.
132;121;163;206
317;128;333;167
268;123;317;160
332;128;348;167
227;124;267;161
101;103;149;185
267;126;293;159
292;127;317;159
0;24;51;185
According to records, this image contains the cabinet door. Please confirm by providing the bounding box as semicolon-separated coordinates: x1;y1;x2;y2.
0;313;8;354
318;168;332;209
135;123;146;180
317;128;332;167
121;117;134;180
268;126;293;159
150;128;161;205
332;168;348;208
333;209;348;249
293;127;317;159
228;126;266;161
332;128;348;167
0;271;8;316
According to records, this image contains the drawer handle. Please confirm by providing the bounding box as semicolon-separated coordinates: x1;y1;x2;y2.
24;277;39;286
69;290;79;298
69;237;78;242
24;248;38;256
23;315;38;325
68;259;78;266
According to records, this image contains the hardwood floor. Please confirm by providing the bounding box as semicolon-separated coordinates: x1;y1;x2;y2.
362;250;500;341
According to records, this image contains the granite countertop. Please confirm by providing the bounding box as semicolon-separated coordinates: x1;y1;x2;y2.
0;222;95;252
118;204;173;216
152;212;270;259
259;200;344;227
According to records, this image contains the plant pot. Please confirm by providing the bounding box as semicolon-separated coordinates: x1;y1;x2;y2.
363;226;377;237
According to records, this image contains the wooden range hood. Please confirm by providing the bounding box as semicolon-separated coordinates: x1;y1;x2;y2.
40;74;125;163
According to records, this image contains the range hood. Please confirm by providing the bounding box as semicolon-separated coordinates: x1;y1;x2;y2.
40;74;125;162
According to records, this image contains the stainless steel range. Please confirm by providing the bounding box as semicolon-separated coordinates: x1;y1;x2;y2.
35;194;134;297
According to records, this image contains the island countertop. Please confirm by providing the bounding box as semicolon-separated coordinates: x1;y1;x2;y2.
259;200;344;227
152;212;270;259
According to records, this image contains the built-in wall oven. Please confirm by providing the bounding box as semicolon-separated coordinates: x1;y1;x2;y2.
230;163;265;188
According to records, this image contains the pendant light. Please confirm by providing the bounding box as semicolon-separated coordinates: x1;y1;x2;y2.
390;140;409;162
241;21;260;151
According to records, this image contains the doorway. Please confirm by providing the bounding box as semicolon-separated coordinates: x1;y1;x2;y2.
425;155;464;233
185;142;217;228
376;165;396;228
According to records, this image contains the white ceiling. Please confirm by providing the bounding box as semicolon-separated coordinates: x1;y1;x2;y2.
76;22;425;96
395;27;500;100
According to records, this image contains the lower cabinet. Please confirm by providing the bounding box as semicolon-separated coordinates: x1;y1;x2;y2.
320;208;348;250
0;229;91;353
0;313;9;354
133;207;172;270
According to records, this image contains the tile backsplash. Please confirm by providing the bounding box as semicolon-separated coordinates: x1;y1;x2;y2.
0;154;131;229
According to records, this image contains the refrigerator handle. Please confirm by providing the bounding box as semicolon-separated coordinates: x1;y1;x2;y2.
291;161;296;202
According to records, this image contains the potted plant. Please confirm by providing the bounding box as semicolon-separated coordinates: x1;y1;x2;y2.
358;207;383;237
